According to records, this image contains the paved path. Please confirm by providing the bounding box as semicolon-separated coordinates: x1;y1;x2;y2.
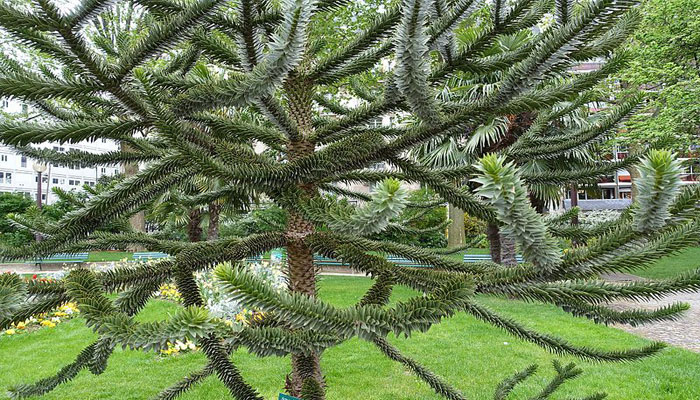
1;262;114;275
603;273;700;352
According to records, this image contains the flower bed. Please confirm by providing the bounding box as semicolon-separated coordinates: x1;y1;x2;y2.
2;275;81;337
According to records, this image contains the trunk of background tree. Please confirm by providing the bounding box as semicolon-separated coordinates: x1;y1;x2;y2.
186;208;203;243
500;234;517;266
486;223;501;263
570;184;581;246
569;184;579;223
629;166;640;200
628;143;642;200
122;142;146;250
284;74;326;400
528;192;546;214
207;202;221;241
447;203;465;247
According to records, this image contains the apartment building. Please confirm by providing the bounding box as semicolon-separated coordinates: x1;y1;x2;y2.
0;100;120;204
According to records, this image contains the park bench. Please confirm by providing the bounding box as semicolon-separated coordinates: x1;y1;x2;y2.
34;253;88;271
133;252;171;261
245;254;264;263
313;255;350;268
312;254;431;269
386;255;431;268
462;254;524;263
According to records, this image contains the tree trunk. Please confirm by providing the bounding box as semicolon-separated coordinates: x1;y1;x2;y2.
447;203;465;248
528;192;546;214
284;73;326;399
500;233;517;266
569;184;579;225
122;142;146;250
628;143;643;201
186;208;203;243
486;223;501;263
569;184;581;247
207;202;221;241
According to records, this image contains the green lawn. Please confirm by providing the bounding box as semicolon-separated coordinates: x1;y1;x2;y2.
86;251;133;262
2;276;700;399
631;247;700;279
28;247;700;279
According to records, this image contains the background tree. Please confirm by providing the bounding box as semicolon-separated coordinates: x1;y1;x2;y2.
0;1;699;400
0;193;33;246
611;0;700;151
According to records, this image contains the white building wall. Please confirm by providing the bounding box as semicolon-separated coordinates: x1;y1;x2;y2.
0;100;121;204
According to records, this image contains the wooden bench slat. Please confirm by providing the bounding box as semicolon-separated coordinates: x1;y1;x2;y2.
133;252;171;260
34;253;89;271
463;254;524;263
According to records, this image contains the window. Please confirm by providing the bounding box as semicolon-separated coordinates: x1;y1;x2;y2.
100;167;107;174
52;178;59;184
60;178;65;184
86;181;95;186
367;117;383;128
0;172;13;184
21;156;26;167
101;138;107;143
69;179;80;186
0;155;7;162
41;194;46;201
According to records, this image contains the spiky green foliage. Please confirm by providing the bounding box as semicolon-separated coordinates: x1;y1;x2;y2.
633;149;684;232
473;154;562;271
0;0;699;399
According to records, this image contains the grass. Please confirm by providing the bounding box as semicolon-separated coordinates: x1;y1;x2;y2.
86;251;133;262
2;276;700;399
631;247;700;279
22;247;700;279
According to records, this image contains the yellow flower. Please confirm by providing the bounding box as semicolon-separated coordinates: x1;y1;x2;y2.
4;329;16;335
41;320;56;328
53;311;68;317
16;322;26;330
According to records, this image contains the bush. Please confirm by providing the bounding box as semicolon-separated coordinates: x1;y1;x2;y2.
0;193;33;246
464;213;487;237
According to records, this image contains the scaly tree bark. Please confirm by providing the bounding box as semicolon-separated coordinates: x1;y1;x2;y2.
207;202;221;241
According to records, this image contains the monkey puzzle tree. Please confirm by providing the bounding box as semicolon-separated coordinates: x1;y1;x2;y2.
1;0;700;400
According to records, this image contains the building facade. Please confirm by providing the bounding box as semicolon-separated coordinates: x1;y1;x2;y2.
0;100;120;204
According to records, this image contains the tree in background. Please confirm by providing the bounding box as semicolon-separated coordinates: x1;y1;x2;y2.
612;0;700;151
0;193;33;246
0;1;699;400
